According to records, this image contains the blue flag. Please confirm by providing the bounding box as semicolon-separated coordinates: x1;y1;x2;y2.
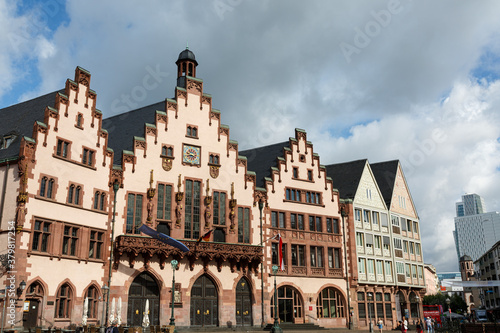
138;224;189;253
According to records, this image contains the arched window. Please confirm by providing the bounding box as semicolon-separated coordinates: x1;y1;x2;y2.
55;283;72;318
47;179;54;198
77;114;83;127
94;192;100;209
68;185;75;203
316;287;345;318
188;63;193;76
40;177;47;197
75;186;81;205
85;285;99;319
100;193;106;210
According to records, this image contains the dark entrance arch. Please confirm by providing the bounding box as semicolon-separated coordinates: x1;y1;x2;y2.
23;281;44;330
127;272;160;326
190;275;218;327
271;286;303;323
235;277;252;326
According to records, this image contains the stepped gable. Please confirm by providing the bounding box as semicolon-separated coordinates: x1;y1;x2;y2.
102;101;164;165
370;160;399;208
0;90;63;161
239;141;289;188
325;159;367;199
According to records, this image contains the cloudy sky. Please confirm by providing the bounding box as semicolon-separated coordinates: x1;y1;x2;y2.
2;0;500;273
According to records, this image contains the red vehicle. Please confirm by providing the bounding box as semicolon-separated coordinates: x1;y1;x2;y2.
423;304;443;326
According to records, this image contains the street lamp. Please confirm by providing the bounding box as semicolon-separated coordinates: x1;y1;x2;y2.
341;205;352;329
259;200;265;327
101;285;109;332
105;180;119;326
271;265;282;333
16;280;26;298
367;292;373;333
446;298;451;326
169;259;178;332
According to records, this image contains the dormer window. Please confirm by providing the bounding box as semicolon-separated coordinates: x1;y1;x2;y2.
186;125;198;138
1;135;16;149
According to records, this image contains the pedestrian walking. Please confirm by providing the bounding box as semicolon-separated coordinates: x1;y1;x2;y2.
378;318;383;333
425;316;433;333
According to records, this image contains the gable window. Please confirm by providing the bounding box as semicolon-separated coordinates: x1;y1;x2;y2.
292;167;298;179
157;184;173;221
307;170;313;181
285;188;300;202
76;113;83;128
82;148;94;166
88;230;104;259
93;191;106;211
162;145;174;157
213;191;226;225
32;220;51;252
237;207;250;243
186;125;198;138
40;176;55;198
126;193;143;234
55;284;72;318
68;184;82;205
209;154;220;165
62;226;79;256
56;139;70;158
184;179;201;239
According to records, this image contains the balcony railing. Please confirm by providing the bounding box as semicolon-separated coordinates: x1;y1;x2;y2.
113;235;263;274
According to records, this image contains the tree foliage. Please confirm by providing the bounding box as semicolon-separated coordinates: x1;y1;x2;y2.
423;293;468;314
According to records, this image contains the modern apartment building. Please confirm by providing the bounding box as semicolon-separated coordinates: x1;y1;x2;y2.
454;194;500;262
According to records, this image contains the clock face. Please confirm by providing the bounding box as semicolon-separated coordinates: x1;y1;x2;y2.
182;145;201;165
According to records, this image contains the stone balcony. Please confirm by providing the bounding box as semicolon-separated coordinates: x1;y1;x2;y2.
113;235;263;274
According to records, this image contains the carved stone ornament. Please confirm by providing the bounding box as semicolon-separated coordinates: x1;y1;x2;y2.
229;199;237;231
162;158;173;171
209;165;219;179
204;196;212;228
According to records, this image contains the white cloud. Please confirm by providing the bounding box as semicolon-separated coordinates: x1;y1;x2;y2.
2;0;500;272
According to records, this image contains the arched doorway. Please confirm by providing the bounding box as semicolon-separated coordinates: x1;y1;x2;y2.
396;291;407;321
271;286;303;323
127;272;160;326
190;275;218;327
23;281;44;330
235;277;252;326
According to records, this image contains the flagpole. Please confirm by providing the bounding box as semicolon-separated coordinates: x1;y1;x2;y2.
259;200;265;327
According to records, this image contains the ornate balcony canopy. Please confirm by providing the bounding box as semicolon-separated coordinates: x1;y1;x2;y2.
114;235;263;275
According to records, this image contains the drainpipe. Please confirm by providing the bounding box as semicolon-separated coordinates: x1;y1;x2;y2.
0;161;10;226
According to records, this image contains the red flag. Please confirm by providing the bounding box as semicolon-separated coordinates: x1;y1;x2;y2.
278;233;285;271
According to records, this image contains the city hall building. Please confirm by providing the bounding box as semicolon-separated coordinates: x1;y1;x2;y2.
0;49;424;331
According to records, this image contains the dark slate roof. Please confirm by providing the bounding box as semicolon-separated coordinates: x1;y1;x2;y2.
370;160;399;208
0;90;61;162
176;48;198;66
239;141;289;188
325;159;367;200
102;101;164;165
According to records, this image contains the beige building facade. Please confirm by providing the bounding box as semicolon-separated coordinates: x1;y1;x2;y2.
0;49;426;331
